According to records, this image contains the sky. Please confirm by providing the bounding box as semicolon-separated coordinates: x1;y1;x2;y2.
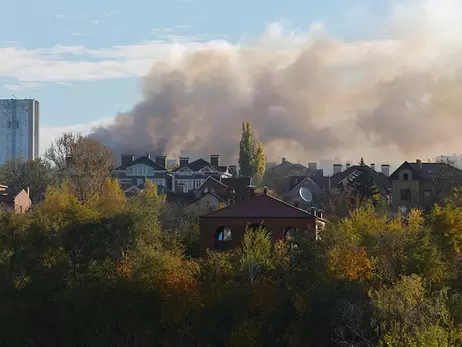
0;0;453;160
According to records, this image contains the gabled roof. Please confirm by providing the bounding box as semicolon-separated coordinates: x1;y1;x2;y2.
195;191;227;204
286;176;322;196
331;165;391;190
172;158;224;173
390;161;462;181
197;176;229;191
0;187;25;203
114;156;167;171
200;192;316;219
221;177;252;198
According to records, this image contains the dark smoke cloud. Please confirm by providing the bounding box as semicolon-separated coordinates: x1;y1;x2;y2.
91;0;462;165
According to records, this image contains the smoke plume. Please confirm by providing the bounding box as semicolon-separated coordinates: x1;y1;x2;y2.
91;0;462;165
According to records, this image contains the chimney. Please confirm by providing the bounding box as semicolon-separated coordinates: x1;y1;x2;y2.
145;153;151;160
308;162;317;174
346;163;351;170
381;164;390;176
416;159;422;171
262;186;268;195
210;155;220;167
121;153;135;167
370;163;376;171
179;157;189;167
247;185;255;200
333;164;342;175
282;157;287;164
155;155;167;169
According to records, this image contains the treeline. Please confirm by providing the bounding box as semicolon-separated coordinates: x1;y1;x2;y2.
1;179;462;345
0;133;462;346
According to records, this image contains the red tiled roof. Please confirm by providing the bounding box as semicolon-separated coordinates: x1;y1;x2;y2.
200;193;315;219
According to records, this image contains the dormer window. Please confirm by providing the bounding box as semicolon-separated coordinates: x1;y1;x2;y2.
403;173;409;181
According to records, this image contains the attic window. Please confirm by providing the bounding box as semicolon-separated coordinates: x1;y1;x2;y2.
216;227;232;241
403;173;409;181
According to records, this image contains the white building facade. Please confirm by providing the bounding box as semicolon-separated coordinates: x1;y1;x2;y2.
0;99;39;165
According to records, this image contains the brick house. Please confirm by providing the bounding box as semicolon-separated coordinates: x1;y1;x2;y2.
0;185;31;213
199;186;325;254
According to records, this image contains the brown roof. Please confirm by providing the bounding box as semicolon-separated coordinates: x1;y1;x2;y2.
200;192;316;219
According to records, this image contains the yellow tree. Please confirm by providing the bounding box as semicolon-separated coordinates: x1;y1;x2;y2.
252;141;265;185
88;178;126;215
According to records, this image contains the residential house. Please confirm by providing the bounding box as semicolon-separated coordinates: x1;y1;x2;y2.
284;175;324;208
187;191;228;214
194;176;252;203
329;163;391;199
113;153;169;190
123;182;173;198
390;159;462;213
199;185;326;254
170;155;233;193
0;185;31;213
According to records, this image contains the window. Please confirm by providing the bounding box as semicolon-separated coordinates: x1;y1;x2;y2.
400;188;411;201
216;227;232;241
403;173;409;181
195;179;202;189
151;179;165;186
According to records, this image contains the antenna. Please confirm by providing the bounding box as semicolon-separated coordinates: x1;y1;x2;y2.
11;94;17;99
299;187;313;202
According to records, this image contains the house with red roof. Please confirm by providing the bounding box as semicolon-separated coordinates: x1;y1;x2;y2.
199;185;325;254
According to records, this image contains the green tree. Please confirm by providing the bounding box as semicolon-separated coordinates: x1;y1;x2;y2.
238;121;265;180
238;224;273;286
349;157;381;205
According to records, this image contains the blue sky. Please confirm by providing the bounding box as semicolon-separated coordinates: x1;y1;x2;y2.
0;0;426;153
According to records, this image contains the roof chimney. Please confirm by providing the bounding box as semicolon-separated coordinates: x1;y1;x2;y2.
381;164;390;176
308;162;317;174
370;163;376;171
333;164;342;175
210;155;219;168
145;153;151;160
282;157;287;164
416;159;422;171
155;155;167;169
121;153;135;167
262;186;268;195
346;163;351;170
179;157;189;167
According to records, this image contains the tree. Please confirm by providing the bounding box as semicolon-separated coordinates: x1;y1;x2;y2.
252;141;265;185
238;121;265;180
349;158;381;205
237;224;273;286
0;158;53;203
44;133;113;202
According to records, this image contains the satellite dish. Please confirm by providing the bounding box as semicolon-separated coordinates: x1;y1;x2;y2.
299;187;313;202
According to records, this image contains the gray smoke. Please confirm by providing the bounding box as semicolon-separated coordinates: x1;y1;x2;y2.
91;0;462;165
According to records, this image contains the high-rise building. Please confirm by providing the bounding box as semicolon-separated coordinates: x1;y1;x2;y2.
0;99;39;165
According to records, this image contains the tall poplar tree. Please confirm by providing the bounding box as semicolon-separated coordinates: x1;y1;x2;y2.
238;121;265;180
